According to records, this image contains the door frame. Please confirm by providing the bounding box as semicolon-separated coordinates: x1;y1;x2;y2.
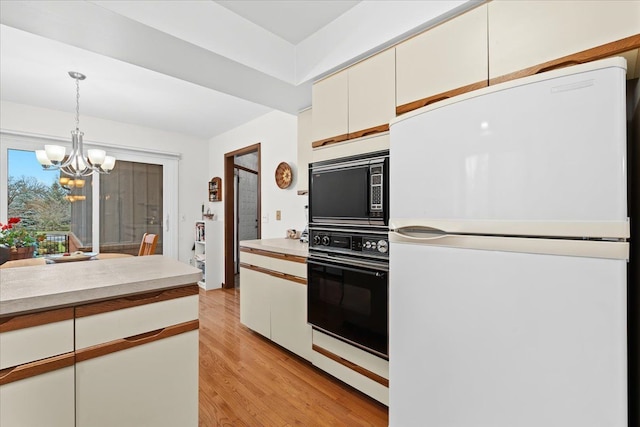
224;143;261;289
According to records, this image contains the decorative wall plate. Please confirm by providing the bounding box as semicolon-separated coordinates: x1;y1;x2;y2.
275;162;293;189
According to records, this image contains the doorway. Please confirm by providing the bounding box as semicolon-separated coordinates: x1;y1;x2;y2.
234;152;259;277
224;143;261;289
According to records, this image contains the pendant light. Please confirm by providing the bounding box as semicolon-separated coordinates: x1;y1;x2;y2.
36;71;116;176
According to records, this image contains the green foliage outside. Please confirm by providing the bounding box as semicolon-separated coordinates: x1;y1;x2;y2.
7;175;71;233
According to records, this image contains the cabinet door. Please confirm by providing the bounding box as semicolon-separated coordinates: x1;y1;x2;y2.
270;276;312;361
0;365;75;427
312;70;349;144
296;108;313;194
76;330;198;427
239;266;271;338
348;49;396;136
488;0;640;80
396;4;488;111
312;133;390;163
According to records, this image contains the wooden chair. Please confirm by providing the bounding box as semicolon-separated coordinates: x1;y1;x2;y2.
138;233;158;256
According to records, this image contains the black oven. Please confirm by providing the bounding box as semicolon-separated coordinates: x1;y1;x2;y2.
309;150;389;227
307;227;389;359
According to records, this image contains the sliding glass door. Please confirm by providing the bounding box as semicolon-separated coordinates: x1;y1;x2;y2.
1;133;178;258
100;160;163;255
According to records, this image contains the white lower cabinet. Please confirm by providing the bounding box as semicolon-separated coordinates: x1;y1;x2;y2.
0;308;75;427
74;285;199;427
311;330;389;405
76;330;198;427
239;265;272;338
239;248;311;361
270;276;312;361
0;364;75;427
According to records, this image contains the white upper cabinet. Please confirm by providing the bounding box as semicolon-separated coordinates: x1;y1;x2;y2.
396;4;488;111
488;0;640;81
348;48;396;136
312;70;349;145
296;108;312;194
312;49;396;146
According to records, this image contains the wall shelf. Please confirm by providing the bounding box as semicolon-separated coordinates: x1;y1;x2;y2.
208;177;222;202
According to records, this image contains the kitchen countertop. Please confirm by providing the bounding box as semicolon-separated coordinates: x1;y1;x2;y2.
0;255;202;317
239;238;308;258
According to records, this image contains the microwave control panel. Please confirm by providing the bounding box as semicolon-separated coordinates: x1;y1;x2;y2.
369;164;384;217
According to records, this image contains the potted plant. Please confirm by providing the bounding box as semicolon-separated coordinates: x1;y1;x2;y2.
0;217;46;260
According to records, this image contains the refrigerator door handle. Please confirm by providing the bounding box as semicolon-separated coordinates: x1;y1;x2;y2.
391;226;448;240
389;230;629;260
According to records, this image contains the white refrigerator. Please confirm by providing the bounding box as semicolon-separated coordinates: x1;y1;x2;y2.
388;57;629;427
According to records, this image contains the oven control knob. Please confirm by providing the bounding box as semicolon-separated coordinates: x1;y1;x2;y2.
377;240;388;253
364;241;372;249
321;236;331;246
313;235;321;246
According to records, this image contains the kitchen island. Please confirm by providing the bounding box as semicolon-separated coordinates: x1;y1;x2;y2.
0;255;201;427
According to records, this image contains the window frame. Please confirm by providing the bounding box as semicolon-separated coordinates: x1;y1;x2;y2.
0;131;179;259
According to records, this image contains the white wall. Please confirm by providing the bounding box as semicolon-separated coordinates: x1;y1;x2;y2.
208;110;309;286
0;100;208;264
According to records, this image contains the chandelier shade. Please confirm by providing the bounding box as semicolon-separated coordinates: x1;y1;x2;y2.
36;71;116;177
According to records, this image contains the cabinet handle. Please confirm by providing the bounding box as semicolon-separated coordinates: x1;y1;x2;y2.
311;133;349;149
348;124;390;140
125;291;164;302
239;262;307;285
76;285;199;317
76;320;199;362
0;353;75;386
0;308;74;332
123;328;165;342
536;60;582;75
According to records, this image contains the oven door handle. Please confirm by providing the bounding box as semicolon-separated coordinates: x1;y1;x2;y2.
308;256;388;275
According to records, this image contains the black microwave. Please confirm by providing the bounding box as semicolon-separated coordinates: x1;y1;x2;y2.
309;150;389;227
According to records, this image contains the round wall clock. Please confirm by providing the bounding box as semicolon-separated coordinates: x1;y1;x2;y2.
275;162;293;189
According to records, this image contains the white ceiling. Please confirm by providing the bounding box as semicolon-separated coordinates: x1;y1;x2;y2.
0;1;474;140
216;1;361;45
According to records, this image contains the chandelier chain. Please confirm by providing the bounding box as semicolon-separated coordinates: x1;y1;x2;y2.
75;77;80;130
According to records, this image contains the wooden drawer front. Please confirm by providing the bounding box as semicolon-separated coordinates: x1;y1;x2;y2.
76;330;198;427
312;133;389;163
312;330;389;405
0;364;75;427
312;330;388;380
0;319;73;370
269;257;306;279
312;350;389;405
239;251;272;270
240;249;307;279
76;295;198;349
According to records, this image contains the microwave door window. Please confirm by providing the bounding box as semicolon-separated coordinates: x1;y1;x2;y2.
311;168;368;220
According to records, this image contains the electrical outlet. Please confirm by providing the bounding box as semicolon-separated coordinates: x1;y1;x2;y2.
262;214;269;223
276;210;281;221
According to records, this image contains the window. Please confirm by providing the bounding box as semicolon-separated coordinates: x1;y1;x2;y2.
1;133;178;258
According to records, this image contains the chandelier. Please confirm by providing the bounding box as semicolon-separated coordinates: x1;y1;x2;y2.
59;176;86;202
36;71;116;177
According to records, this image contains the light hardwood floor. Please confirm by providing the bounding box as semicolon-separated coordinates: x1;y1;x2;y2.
199;288;389;427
